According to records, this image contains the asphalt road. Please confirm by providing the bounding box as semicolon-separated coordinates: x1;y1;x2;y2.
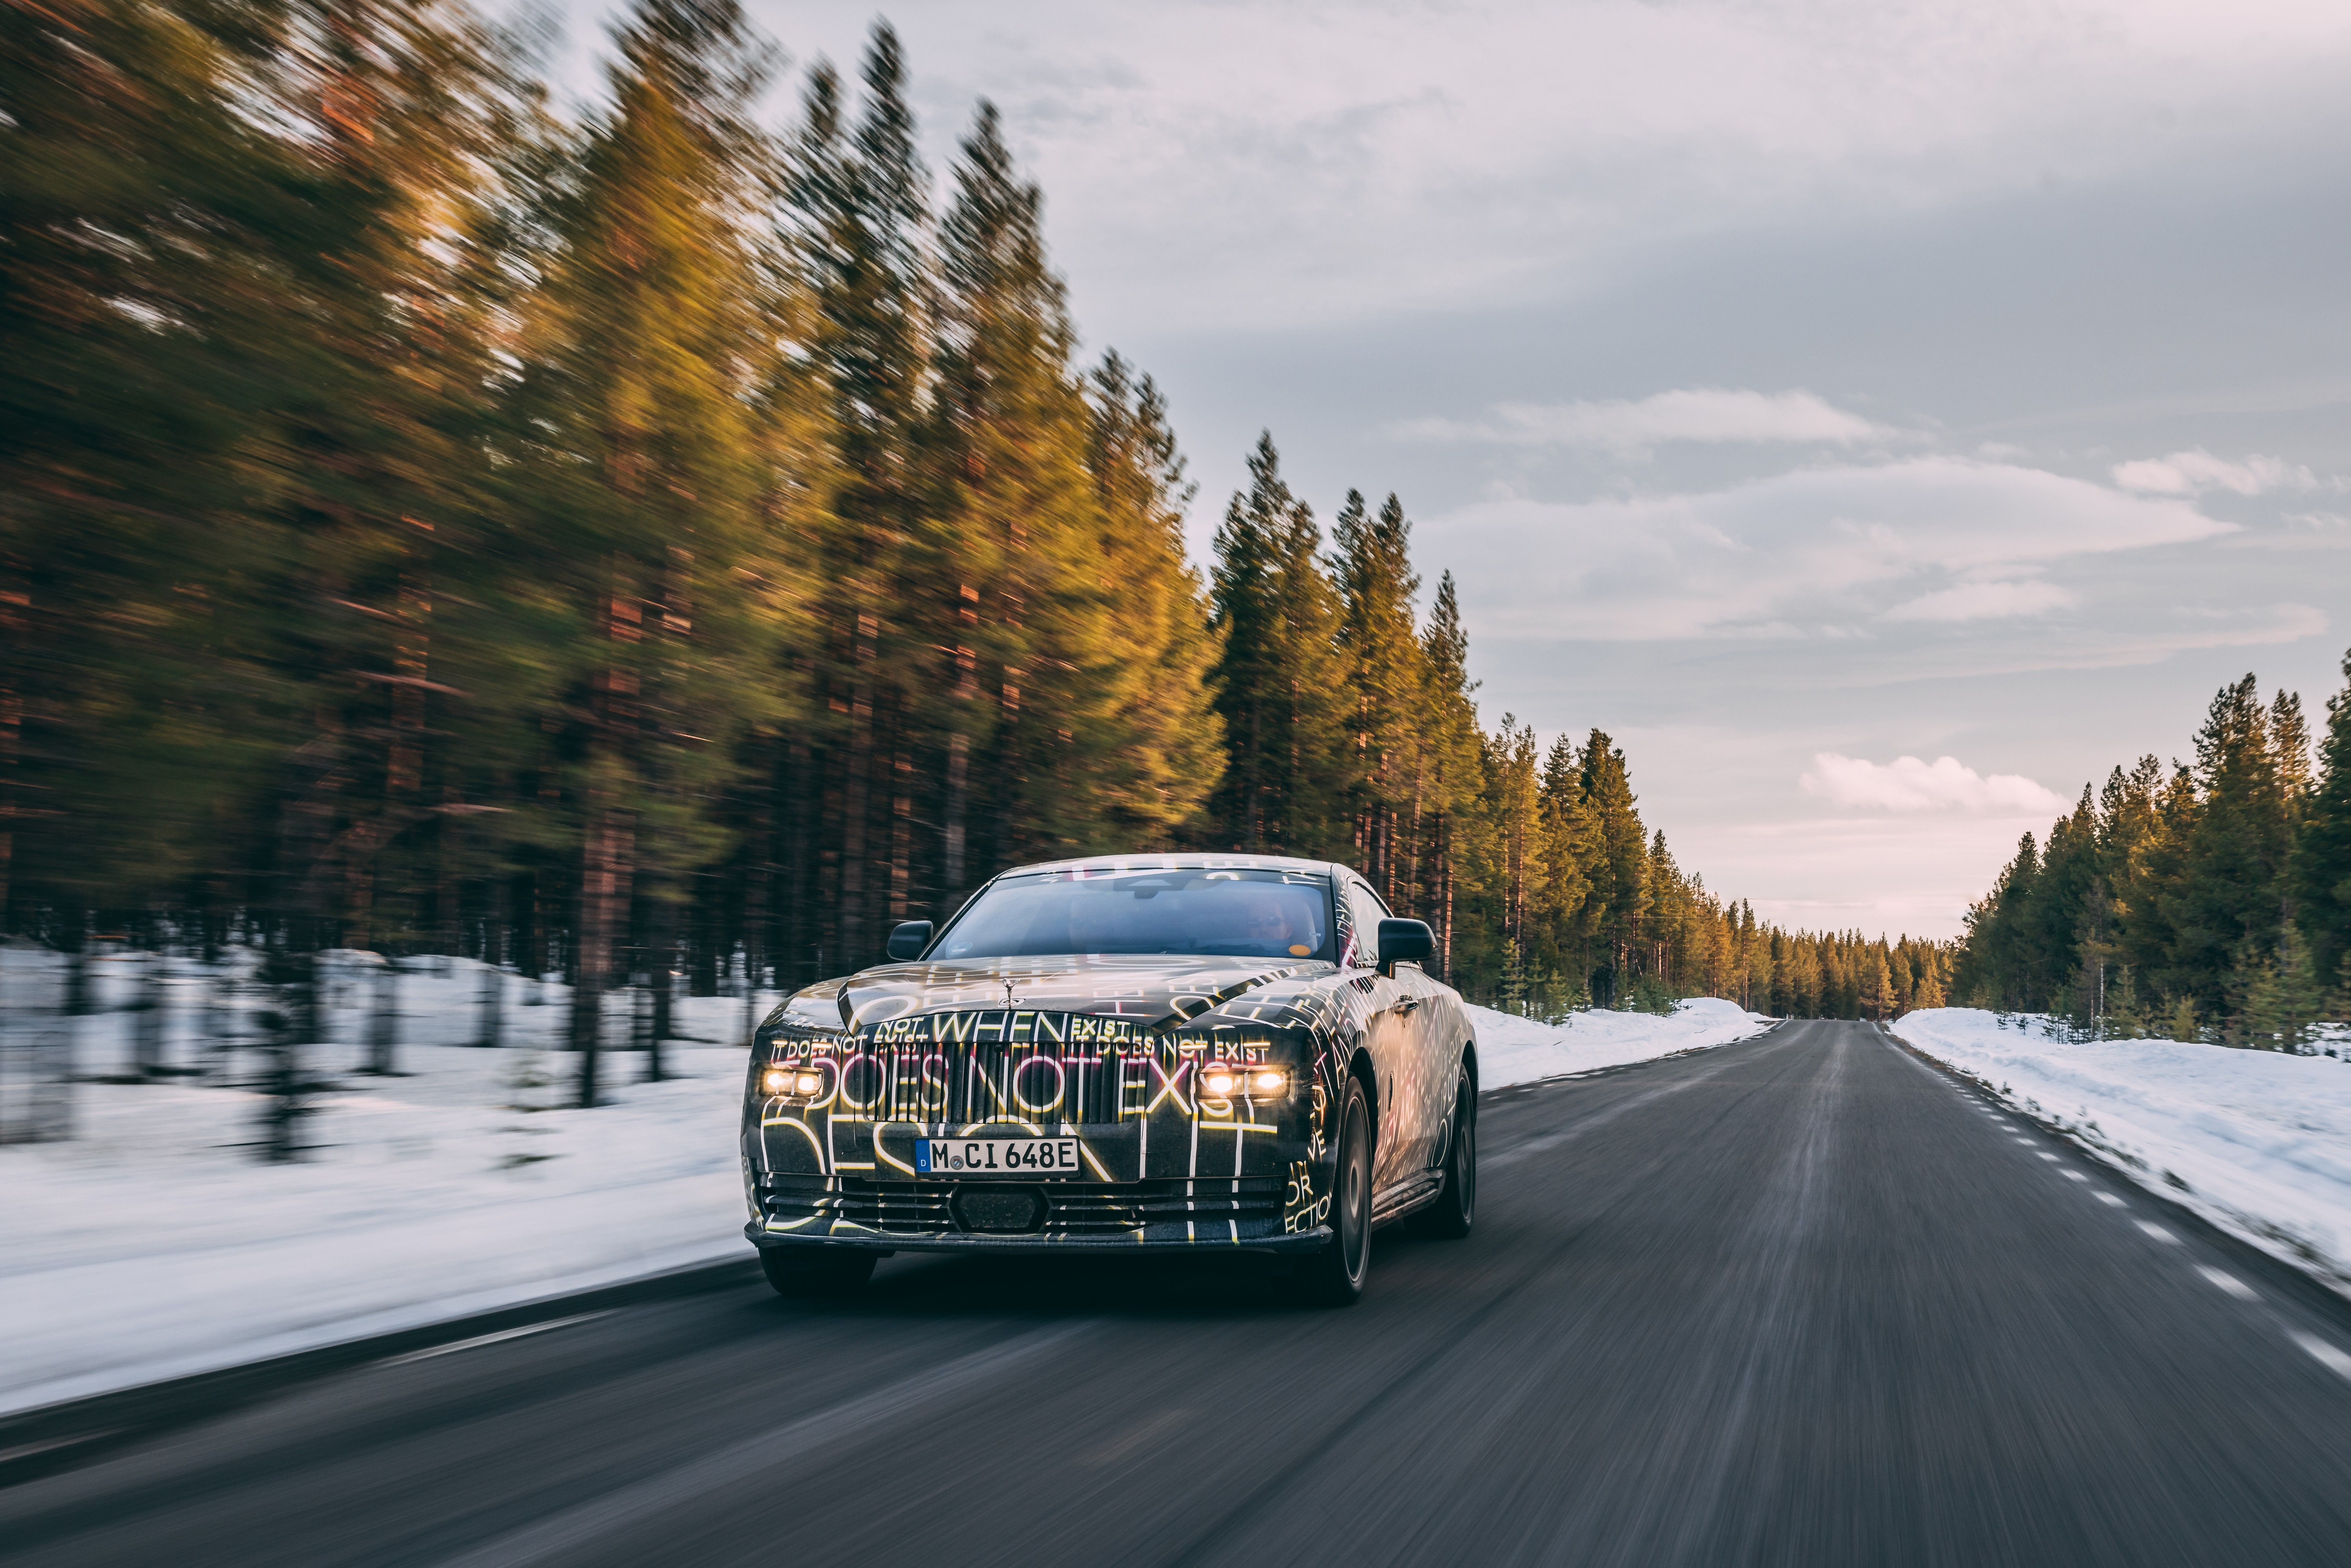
9;1019;2351;1567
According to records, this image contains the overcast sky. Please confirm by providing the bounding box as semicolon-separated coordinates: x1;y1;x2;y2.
562;0;2351;938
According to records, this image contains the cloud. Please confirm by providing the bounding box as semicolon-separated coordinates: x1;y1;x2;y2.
742;2;2351;336
1433;457;2232;641
1391;388;1888;453
2110;449;2315;496
1882;579;2078;623
1802;753;2066;815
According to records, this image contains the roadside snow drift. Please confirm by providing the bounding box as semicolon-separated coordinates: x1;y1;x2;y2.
1896;1008;2351;1296
1470;997;1773;1086
0;964;1769;1415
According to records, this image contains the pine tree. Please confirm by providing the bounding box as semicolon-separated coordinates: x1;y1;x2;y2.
2166;675;2296;1032
512;0;791;1103
2243;924;2325;1052
1577;730;1648;1002
1331;490;1426;904
1536;733;1596;981
1082;353;1224;846
1861;944;1895;1021
1416;572;1482;979
790;26;934;968
1205;434;1342;855
2299;649;2351;993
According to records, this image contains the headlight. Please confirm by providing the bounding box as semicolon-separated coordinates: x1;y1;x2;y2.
761;1067;823;1097
1201;1066;1287;1098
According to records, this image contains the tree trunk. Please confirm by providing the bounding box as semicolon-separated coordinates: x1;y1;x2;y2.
367;956;399;1074
1437;817;1453;984
135;942;168;1077
572;800;632;1107
475;935;504;1049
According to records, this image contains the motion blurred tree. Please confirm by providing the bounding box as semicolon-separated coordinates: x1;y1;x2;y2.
505;0;797;1102
2;0;308;933
7;0;1888;1086
1081;352;1224;846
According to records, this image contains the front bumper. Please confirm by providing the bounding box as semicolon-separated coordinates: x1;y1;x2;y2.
746;1222;1334;1256
745;1170;1332;1253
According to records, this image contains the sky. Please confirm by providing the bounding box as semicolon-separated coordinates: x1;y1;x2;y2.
557;0;2351;939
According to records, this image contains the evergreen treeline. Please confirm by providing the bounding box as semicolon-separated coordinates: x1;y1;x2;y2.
5;0;1929;1108
1953;658;2351;1049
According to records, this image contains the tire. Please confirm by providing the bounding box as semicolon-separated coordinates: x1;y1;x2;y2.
1292;1075;1373;1307
1408;1064;1476;1240
759;1247;876;1298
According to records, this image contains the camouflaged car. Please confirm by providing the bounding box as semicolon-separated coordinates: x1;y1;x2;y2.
741;855;1479;1304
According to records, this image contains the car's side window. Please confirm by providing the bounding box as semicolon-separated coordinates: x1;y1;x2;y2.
1343;878;1389;968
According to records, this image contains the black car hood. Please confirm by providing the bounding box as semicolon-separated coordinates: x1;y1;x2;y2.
795;953;1337;1035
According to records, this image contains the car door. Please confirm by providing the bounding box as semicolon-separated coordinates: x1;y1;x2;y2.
1338;875;1431;1189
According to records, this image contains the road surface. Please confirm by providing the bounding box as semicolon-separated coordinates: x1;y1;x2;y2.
7;1019;2351;1567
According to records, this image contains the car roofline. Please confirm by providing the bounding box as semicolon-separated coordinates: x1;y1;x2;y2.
989;853;1339;879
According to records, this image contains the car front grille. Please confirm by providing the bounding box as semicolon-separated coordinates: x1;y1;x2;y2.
760;1173;1286;1238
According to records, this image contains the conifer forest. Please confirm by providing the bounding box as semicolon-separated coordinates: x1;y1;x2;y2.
1953;659;2351;1050
4;0;1959;1110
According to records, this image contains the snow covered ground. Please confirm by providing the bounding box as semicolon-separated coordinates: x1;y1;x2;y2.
0;956;1769;1416
1469;996;1775;1085
1895;1008;2351;1298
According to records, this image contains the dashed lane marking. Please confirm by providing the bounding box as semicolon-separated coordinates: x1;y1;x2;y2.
379;1312;610;1368
2197;1266;2258;1301
2063;1171;2088;1181
2138;1221;2180;1244
2097;1193;2127;1208
2293;1333;2351;1381
2038;1152;2061;1161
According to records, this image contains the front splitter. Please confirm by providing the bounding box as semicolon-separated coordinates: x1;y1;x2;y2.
743;1221;1333;1257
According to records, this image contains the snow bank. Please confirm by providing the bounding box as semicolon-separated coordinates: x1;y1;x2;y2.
1473;996;1775;1087
1896;1008;2351;1295
0;957;770;1417
0;960;1770;1416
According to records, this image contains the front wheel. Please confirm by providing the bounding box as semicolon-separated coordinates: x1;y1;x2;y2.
759;1247;876;1298
1291;1075;1372;1306
1409;1064;1476;1239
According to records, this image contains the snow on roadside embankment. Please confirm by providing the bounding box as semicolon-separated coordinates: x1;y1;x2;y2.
0;979;1768;1416
1473;996;1774;1087
1896;1008;2351;1297
0;1041;751;1417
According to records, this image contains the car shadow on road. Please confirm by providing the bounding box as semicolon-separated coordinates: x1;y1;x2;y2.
748;1229;1473;1326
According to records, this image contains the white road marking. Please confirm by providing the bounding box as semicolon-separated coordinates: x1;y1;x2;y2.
2097;1193;2127;1207
2293;1333;2351;1381
380;1312;609;1367
2063;1171;2088;1182
2138;1221;2180;1243
0;1430;117;1465
2197;1266;2257;1301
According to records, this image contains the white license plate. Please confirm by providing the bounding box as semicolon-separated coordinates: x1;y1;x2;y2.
917;1137;1082;1176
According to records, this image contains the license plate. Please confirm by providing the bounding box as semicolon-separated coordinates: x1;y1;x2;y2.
917;1137;1082;1176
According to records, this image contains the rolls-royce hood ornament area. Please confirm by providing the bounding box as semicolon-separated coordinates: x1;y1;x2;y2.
742;854;1480;1305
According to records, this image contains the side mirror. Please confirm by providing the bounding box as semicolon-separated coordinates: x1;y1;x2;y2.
1377;918;1434;976
886;921;933;962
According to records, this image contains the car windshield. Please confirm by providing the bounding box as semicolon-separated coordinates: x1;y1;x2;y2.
931;869;1334;961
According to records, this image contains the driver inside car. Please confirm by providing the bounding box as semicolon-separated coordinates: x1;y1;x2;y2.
1241;889;1314;958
